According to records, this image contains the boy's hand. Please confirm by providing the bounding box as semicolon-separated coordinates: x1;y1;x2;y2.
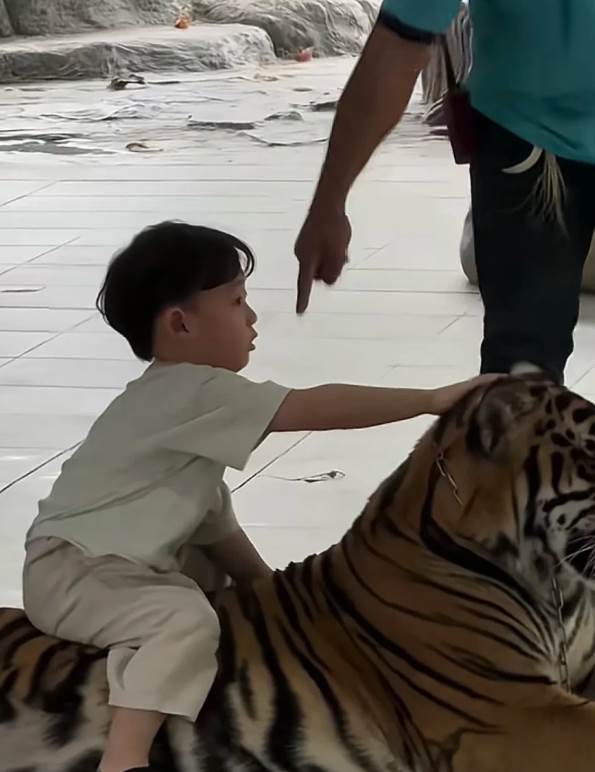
269;376;504;433
205;528;272;585
428;374;501;416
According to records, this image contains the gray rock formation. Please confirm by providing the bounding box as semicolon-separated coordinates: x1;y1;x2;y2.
0;25;274;82
0;0;379;80
136;0;190;25
0;0;381;52
192;0;380;56
0;1;12;36
0;0;185;36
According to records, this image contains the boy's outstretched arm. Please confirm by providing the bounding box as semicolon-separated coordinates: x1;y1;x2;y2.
268;375;498;433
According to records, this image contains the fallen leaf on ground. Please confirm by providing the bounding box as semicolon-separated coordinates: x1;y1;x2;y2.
108;74;145;91
126;141;163;153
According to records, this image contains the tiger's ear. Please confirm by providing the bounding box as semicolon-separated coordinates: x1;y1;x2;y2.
467;380;536;460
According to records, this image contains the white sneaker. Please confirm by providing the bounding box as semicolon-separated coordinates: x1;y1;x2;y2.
510;361;543;376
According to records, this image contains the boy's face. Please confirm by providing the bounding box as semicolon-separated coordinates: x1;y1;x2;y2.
163;276;257;371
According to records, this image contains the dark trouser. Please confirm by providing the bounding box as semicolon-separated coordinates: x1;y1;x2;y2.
470;110;595;384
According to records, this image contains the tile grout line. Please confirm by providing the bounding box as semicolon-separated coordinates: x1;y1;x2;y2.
23;236;82;267
0;305;95;311
438;314;466;335
1;208;288;214
0;226;293;232
0;178;461;184
569;363;595;390
0;181;57;209
348;243;390;268
0;383;124;391
0;307;99;369
0;443;81;496
0;236;82;278
230;432;312;494
69;311;102;332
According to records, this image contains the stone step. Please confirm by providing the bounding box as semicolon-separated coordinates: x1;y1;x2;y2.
0;24;275;83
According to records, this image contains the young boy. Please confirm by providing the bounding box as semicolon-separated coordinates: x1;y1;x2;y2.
23;221;492;772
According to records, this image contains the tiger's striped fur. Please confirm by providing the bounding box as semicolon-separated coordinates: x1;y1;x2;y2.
3;376;595;772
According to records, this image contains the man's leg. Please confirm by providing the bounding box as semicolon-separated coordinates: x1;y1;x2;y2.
470;111;595;383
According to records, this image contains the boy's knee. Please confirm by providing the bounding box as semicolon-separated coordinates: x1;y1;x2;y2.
154;591;220;648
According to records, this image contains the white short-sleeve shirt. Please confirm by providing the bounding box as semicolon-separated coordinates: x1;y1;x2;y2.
26;363;290;570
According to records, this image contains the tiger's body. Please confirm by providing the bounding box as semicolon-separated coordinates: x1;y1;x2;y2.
4;376;595;772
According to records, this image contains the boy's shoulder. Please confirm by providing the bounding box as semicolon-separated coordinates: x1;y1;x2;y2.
109;363;286;424
123;363;281;413
73;360;289;471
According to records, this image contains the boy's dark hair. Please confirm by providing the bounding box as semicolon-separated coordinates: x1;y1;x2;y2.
96;221;255;361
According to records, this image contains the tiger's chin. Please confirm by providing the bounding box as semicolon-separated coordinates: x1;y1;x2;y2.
563;533;595;585
502;536;595;598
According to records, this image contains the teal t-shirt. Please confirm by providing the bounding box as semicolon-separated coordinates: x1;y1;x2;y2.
380;0;595;164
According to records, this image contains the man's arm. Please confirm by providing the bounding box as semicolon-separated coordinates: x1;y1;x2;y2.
311;23;430;211
295;22;431;312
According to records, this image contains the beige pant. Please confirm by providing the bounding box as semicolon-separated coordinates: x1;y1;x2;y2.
23;537;227;722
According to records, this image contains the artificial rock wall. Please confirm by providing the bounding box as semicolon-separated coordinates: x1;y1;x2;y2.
0;1;185;36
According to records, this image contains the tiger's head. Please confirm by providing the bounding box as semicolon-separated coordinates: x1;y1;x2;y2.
378;376;595;594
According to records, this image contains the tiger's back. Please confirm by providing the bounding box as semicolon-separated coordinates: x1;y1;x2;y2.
5;377;595;772
0;608;110;772
3;555;595;772
0;570;397;772
199;563;401;771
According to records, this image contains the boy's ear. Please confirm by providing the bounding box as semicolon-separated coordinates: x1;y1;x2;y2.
161;307;189;335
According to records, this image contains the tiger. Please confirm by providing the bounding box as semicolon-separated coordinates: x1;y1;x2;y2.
3;374;595;772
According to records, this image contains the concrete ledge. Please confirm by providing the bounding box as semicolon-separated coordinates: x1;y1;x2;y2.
0;24;275;82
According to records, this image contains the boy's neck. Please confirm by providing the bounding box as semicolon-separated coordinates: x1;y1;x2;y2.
150;357;236;373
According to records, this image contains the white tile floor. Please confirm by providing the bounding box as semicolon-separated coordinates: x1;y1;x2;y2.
3;60;595;609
